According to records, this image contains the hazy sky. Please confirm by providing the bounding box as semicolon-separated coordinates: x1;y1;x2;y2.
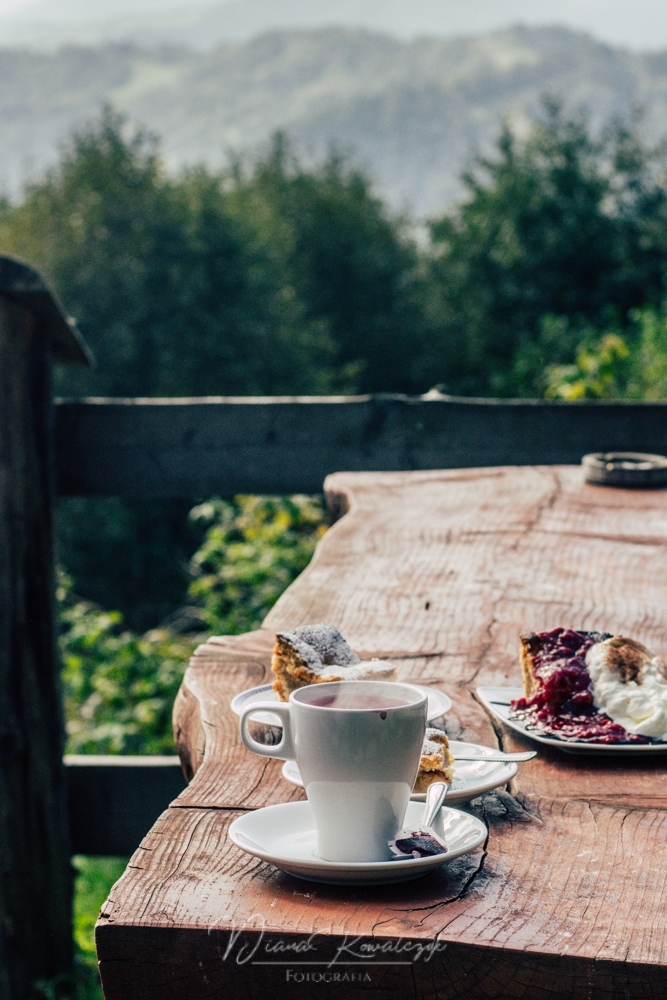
0;0;179;13
0;0;187;14
2;0;667;51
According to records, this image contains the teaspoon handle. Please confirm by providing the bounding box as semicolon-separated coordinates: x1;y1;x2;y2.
422;780;448;829
454;751;536;762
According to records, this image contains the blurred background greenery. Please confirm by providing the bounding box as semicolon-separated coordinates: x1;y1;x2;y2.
58;494;327;756
7;95;667;998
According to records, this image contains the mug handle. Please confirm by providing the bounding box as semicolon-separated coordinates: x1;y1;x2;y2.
239;702;296;760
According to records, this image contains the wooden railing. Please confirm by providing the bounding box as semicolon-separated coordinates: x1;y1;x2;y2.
5;255;667;994
65;756;186;854
55;393;667;498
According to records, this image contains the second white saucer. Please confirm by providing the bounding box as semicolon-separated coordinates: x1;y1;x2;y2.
282;740;517;803
231;682;452;727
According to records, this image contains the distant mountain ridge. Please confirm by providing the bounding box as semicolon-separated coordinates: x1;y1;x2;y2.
1;25;667;214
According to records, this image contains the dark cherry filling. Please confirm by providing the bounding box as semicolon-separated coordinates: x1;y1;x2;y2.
510;627;651;744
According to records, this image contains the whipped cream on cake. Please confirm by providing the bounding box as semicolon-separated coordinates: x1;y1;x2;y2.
586;637;667;740
511;627;667;744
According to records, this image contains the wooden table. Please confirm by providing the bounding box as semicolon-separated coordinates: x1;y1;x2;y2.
96;466;667;1000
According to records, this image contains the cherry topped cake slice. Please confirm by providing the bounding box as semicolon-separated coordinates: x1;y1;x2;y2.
510;627;667;744
271;623;398;701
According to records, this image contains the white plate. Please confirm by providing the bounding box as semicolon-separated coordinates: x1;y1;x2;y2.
231;683;452;727
228;799;486;884
282;740;517;802
477;687;667;754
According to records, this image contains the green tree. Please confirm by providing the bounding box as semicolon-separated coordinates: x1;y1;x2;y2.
59;568;197;755
0;114;428;401
426;100;667;397
0;109;333;398
625;305;667;399
228;134;430;394
55;496;201;632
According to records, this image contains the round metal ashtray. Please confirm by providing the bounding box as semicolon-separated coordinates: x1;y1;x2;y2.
582;452;667;487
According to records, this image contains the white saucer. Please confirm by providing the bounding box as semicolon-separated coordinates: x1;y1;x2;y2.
228;800;486;884
281;740;517;803
477;687;667;754
231;683;452;727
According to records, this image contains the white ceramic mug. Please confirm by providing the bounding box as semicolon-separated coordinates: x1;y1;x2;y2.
239;680;427;862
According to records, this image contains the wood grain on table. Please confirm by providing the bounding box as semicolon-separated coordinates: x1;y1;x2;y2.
96;467;667;999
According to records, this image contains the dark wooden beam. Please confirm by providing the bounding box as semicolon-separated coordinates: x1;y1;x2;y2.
0;292;73;997
0;256;91;366
56;394;667;497
66;757;186;856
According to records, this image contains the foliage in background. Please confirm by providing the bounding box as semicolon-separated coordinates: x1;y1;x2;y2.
623;305;667;399
71;857;126;1000
3;101;667;414
0;107;334;399
189;494;328;634
59;495;327;756
426;99;667;397
544;332;631;399
59;568;197;755
228;135;431;394
544;305;667;399
35;858;127;1000
0;109;424;400
56;497;201;633
72;858;128;968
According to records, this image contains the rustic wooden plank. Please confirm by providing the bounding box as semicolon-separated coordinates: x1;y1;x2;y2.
97;802;667;999
55;396;667;497
268;467;667;654
66;756;186;855
172;631;305;809
98;466;667;999
100;796;667;965
98;927;667;1000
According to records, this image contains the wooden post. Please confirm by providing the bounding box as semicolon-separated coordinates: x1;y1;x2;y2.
0;257;90;998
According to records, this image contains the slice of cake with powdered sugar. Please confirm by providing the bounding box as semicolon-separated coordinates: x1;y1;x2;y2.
271;623;397;700
414;728;454;792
